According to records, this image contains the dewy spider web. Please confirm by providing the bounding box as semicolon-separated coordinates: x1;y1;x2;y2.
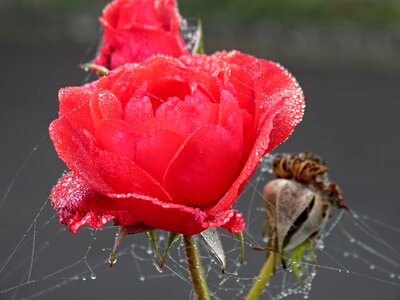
1;20;400;300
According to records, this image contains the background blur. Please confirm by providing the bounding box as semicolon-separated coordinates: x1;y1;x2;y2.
0;1;399;299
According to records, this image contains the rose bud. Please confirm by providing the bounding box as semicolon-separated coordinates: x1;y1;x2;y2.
49;51;304;236
94;0;189;70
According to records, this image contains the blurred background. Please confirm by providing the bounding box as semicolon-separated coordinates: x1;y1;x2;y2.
0;1;399;299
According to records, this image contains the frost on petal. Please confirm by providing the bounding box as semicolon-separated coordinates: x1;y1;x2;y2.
50;172;115;233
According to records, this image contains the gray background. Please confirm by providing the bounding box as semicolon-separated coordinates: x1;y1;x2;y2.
0;1;399;299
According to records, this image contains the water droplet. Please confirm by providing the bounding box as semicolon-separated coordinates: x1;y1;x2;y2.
146;248;153;255
390;273;396;279
369;265;375;270
108;256;117;265
315;240;325;250
90;273;96;280
139;275;146;281
153;262;163;273
81;276;87;281
343;252;349;257
349;238;355;243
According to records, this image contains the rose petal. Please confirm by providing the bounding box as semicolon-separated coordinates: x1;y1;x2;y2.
163;125;242;206
50;172;115;233
50;172;245;235
90;90;123;126
50;117;171;202
203;210;245;234
124;95;154;132
95;119;136;159
146;100;219;138
49;118;114;194
215;51;304;151
135;128;185;182
221;65;257;121
90;145;172;202
108;193;244;235
58;87;95;133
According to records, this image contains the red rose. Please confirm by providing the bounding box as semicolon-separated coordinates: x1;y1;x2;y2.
49;51;304;235
94;0;189;69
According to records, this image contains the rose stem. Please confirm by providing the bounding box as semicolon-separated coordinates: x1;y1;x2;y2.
183;235;211;300
245;252;277;300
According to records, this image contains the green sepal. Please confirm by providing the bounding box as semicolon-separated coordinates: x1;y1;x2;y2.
289;239;315;287
235;232;245;264
146;230;161;266
109;224;151;268
200;228;226;273
79;63;109;76
192;18;204;55
159;232;180;268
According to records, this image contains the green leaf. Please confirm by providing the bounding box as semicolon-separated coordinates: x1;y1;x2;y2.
235;232;245;264
192;18;204;55
79;63;109;76
201;228;226;272
159;232;180;268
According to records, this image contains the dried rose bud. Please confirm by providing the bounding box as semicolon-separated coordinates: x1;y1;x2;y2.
263;179;331;254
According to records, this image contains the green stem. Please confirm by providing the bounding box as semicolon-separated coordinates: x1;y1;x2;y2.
183;235;210;300
245;253;276;300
